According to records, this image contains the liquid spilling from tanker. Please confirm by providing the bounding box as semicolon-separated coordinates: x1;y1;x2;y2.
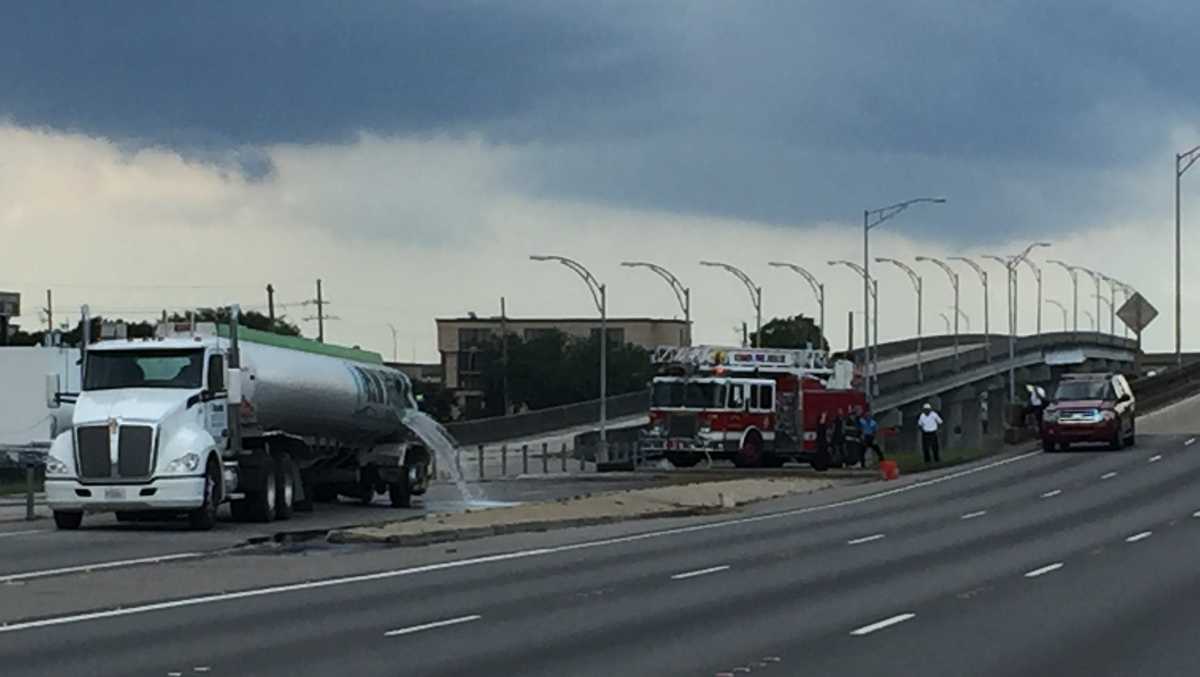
402;409;482;502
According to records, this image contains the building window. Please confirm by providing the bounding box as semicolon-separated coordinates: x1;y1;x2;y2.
458;328;492;347
589;327;625;345
523;328;557;341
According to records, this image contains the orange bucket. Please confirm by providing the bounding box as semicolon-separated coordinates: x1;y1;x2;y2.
879;460;900;481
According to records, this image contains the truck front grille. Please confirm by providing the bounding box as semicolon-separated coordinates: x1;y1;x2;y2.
668;414;698;437
76;424;156;480
117;425;154;478
76;426;111;479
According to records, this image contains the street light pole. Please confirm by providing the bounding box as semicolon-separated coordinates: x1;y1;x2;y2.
530;255;608;449
829;259;878;400
1046;299;1069;331
1093;294;1113;333
949;257;989;360
938;312;952;334
1083;309;1096;331
768;262;826;348
621;261;691;345
1077;267;1103;335
700;261;762;347
1017;258;1044;335
1176;146;1200;366
915;256;961;366
863;197;946;399
875;257;923;381
1047;260;1080;335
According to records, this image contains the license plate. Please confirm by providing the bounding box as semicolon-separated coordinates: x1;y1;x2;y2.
104;488;125;500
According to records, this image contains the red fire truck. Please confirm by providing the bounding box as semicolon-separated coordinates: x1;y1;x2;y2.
639;345;867;470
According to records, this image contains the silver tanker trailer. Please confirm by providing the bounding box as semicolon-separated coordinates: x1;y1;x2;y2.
43;306;439;530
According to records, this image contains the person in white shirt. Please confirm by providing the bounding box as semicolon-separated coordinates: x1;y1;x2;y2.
917;403;943;463
1027;384;1047;432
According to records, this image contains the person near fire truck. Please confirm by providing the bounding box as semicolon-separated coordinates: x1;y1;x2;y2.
918;403;943;463
859;408;882;466
815;410;830;461
831;409;847;463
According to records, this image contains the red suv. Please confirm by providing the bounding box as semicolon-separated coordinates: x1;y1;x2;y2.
1041;373;1135;452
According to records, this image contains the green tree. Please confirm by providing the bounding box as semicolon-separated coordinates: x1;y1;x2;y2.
168;308;301;337
750;314;828;351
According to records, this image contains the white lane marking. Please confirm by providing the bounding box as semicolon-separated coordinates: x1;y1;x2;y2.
1149;455;1163;463
1193;511;1200;518
1187;438;1196;447
1125;531;1153;543
1041;489;1062;498
384;614;481;637
0;450;1044;634
0;552;203;584
193;669;211;674
847;534;886;545
960;510;988;520
671;565;731;580
1101;472;1118;480
850;613;916;636
1024;562;1064;578
0;530;45;539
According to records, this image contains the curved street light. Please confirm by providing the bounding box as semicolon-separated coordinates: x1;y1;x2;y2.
1016;256;1044;335
700;261;762;347
530;254;608;446
982;242;1051;402
950;305;971;332
1047;260;1080;333
862;197;946;399
938;312;953;335
768;261;825;346
949;256;990;360
1046;299;1069;331
1083;309;1096;331
916;255;961;365
830;259;879;399
622;261;690;345
1074;266;1104;335
875;257;924;381
1175;145;1200;365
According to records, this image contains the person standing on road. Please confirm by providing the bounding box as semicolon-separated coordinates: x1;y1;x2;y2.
815;411;829;460
1026;384;1047;433
859;408;882;466
918;403;943;464
831;409;847;464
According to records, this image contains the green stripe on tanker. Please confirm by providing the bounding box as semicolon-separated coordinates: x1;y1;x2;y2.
216;324;384;365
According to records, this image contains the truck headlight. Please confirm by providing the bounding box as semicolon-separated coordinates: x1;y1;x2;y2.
44;455;70;477
164;452;202;474
1101;410;1117;421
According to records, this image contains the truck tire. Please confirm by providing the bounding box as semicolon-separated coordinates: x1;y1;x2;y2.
665;452;700;468
358;465;378;506
273;452;296;521
811;451;830;472
732;433;764;468
236;455;278;523
53;510;83;530
388;478;412;508
188;462;221;531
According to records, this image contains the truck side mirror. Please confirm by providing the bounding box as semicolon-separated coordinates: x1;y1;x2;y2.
227;368;243;404
45;373;61;410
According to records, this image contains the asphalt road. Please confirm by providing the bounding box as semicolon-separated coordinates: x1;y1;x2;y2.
3;397;1200;676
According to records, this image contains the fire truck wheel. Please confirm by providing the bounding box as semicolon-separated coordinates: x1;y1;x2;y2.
665;453;700;468
733;433;764;468
763;454;785;468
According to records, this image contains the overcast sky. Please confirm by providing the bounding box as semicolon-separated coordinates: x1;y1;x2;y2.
2;2;1196;358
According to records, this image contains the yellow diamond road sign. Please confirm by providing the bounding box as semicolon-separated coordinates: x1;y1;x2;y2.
1116;292;1158;334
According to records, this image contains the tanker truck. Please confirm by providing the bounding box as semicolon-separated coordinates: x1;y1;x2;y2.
42;307;437;530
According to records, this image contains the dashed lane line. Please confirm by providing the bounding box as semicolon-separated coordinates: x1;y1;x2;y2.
384;614;482;637
850;613;916;636
1101;472;1118;480
1149;455;1163;463
1125;531;1153;543
1024;562;1064;578
671;565;731;580
960;510;988;520
1041;489;1062;498
846;534;886;545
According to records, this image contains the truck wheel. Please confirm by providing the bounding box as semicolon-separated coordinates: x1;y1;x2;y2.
358;466;378;506
53;511;83;530
240;455;278;523
665;452;700;468
388;479;412;508
811;451;830;472
1109;427;1124;451
732;434;764;468
273;452;296;521
188;462;221;531
1042;438;1056;453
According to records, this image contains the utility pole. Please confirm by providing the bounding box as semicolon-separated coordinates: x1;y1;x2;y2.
45;289;53;332
266;284;276;323
501;296;510;416
303;279;337;342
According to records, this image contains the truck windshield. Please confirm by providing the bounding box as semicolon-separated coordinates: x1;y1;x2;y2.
1054;380;1112;401
84;349;206;391
652;381;727;409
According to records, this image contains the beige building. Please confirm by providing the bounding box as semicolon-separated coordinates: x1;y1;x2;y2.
437;316;689;405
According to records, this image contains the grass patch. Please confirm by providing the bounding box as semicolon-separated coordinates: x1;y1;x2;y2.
889;447;990;474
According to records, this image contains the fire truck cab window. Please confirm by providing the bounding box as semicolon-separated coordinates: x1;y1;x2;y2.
728;383;746;410
651;381;727;409
753;384;774;411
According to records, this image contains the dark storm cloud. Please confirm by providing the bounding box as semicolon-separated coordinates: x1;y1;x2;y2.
3;1;1198;239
